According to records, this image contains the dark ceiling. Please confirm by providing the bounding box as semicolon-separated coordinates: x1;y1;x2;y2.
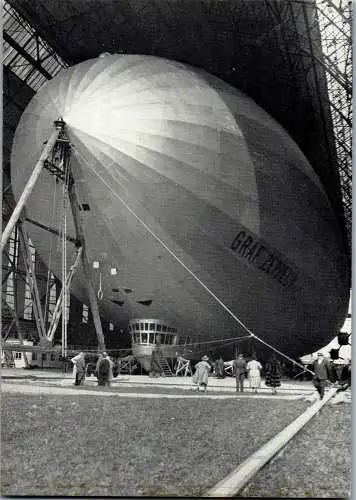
6;0;348;248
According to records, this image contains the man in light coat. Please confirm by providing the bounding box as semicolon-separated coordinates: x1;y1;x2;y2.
71;352;86;386
192;355;211;392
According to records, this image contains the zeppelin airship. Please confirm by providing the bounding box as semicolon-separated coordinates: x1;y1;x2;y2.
10;54;350;359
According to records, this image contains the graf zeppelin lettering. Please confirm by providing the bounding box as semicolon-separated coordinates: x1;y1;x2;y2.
231;230;297;288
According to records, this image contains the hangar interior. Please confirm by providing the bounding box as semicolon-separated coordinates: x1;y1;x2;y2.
1;0;352;363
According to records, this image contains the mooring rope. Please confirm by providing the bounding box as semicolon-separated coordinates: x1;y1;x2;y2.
61;180;68;357
44;176;58;323
185;335;252;347
72;147;314;374
61;155;71;358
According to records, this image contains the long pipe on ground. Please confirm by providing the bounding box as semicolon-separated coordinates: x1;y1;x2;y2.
205;387;338;497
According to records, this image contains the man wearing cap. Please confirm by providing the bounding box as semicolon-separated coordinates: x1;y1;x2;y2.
312;352;330;399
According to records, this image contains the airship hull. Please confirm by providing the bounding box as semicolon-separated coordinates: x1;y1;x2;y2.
10;55;349;358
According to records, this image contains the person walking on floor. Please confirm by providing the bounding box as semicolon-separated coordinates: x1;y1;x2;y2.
96;352;113;386
71;352;86;386
233;353;247;392
192;355;211;392
246;353;262;393
215;357;225;379
313;352;330;399
265;354;282;394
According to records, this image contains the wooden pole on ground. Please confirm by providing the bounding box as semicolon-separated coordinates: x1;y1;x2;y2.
205;387;338;497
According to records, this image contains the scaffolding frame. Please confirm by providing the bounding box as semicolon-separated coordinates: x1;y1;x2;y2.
262;0;352;250
316;0;352;242
3;1;68;91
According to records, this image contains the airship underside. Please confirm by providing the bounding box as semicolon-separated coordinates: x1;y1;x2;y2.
10;54;350;358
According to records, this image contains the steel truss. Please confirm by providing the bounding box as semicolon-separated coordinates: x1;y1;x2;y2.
264;0;352;250
3;1;68;91
1;222;43;367
1;119;107;352
316;0;352;243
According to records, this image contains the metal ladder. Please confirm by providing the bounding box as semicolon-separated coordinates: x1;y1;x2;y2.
156;349;173;376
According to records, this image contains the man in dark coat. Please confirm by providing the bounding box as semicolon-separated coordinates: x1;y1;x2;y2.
233;354;247;392
265;355;282;394
339;359;351;391
96;352;112;386
215;357;225;379
313;352;330;399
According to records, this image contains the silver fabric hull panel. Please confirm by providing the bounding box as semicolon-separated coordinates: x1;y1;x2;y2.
11;55;349;357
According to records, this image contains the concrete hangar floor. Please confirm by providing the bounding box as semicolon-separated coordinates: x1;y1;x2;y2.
1;367;351;498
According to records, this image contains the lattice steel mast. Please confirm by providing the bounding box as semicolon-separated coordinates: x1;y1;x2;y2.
264;0;352;252
316;0;352;242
